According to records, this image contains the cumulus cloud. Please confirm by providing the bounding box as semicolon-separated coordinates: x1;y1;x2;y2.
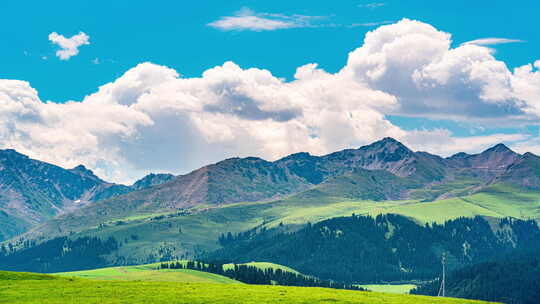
0;61;401;183
208;8;321;31
340;19;537;122
1;19;540;183
511;60;540;116
48;32;90;60
461;38;524;46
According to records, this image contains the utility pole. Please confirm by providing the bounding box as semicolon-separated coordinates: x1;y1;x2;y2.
437;253;446;297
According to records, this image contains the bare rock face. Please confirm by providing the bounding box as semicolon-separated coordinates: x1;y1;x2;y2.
491;152;540;189
0;150;179;241
447;144;521;181
322;137;447;182
322;137;417;176
81;138;451;221
449;143;520;169
118;157;312;210
0;149;134;240
478;144;521;169
131;173;175;190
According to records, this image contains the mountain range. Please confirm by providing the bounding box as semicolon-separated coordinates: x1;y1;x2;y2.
2;137;540;245
2;135;540;304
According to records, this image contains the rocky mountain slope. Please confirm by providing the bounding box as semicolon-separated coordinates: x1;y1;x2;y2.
447;143;521;180
79;138;451;214
131;173;175;190
491;152;540;189
0;150;174;241
61;137;537;218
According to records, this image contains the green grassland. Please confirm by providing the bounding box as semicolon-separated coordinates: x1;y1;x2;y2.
55;261;299;282
20;183;540;264
0;271;496;304
359;284;417;294
55;263;238;284
407;178;482;201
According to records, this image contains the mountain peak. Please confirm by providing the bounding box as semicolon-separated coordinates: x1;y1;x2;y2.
448;152;470;160
131;173;175;190
482;143;515;155
277;151;314;163
70;164;99;179
0;148;29;160
366;137;412;153
449;143;520;173
380;137;401;144
523;152;539;159
72;164;91;171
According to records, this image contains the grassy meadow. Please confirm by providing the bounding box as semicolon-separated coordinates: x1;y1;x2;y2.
0;271;496;304
55;263;238;284
55;261;300;283
359;284;417;294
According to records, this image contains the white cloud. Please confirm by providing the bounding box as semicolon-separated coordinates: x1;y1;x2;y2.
402;129;527;156
358;3;386;9
350;21;393;27
461;38;524;46
340;19;537;122
208;8;321;31
511;140;540;156
48;32;90;60
510;60;540;116
0;62;401;183
1;19;540;184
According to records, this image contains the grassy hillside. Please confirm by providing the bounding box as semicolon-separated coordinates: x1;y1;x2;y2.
0;271;495;304
55;263;239;284
0;270;57;281
14;183;540;265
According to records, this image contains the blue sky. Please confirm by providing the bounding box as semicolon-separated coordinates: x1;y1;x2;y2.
1;1;539;182
3;1;537;101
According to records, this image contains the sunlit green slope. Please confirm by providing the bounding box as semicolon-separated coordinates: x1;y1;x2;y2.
16;184;540;264
0;271;496;304
55;263;238;284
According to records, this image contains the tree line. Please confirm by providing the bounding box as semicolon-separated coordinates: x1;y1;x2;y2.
411;247;540;304
0;236;119;273
160;260;364;291
205;214;540;283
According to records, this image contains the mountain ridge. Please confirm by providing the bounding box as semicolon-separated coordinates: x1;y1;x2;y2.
3;138;539;242
0;149;176;241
